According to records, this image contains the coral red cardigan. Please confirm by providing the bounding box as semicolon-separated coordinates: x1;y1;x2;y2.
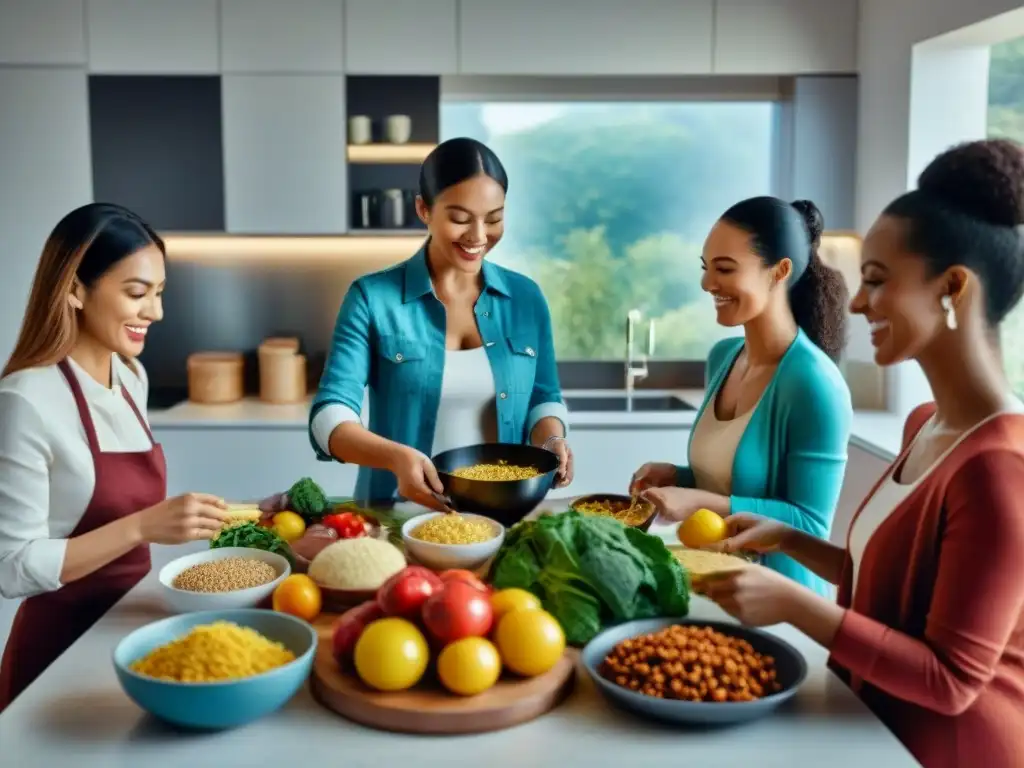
828;404;1024;768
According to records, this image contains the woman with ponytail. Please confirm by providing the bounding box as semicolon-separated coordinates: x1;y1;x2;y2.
631;196;852;596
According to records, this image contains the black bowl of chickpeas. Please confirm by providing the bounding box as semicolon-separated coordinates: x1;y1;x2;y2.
581;617;808;726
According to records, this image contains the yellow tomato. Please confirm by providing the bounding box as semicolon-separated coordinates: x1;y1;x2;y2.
354;618;429;692
678;508;728;549
272;574;322;621
437;636;502;696
272;510;306;542
490;588;542;622
494;609;565;677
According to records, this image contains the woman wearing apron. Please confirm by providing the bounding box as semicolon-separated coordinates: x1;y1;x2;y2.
0;203;229;711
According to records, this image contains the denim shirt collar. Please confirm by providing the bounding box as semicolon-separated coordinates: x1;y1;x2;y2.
402;243;512;303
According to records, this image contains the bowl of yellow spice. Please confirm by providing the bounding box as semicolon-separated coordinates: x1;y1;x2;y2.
402;512;505;571
113;608;317;729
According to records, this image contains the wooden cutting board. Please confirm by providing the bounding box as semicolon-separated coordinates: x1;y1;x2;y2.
308;613;577;735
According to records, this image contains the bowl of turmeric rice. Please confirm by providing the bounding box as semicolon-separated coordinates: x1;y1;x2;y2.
113;608;317;729
431;442;560;526
401;512;505;571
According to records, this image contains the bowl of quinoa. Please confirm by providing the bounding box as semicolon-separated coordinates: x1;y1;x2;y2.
158;547;291;614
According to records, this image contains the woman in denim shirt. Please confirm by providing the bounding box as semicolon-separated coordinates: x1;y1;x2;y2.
310;138;572;509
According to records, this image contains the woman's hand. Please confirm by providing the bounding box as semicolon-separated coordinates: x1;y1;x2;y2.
699;564;805;627
629;462;677;494
389;446;453;512
542;437;574;488
641;487;723;524
704;513;794;555
136;493;230;544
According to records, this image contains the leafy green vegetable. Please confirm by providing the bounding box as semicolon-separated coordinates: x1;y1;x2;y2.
210;521;295;566
489;511;690;645
288;477;328;521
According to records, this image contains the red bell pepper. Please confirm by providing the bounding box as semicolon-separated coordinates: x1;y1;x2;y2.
322;511;367;539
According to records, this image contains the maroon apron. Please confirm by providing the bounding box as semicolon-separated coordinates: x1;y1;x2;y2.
0;359;166;711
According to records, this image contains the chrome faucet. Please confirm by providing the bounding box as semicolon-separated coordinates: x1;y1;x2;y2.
625;309;655;411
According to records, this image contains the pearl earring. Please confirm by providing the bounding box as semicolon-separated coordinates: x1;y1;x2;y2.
941;295;957;330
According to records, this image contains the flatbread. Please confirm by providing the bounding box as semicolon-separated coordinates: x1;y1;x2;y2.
669;546;751;583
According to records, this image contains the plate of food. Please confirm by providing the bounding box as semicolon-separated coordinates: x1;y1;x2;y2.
581;617;807;726
570;494;657;531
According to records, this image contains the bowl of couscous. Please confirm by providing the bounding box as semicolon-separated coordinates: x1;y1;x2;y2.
112;608;317;729
157;547;291;614
431;442;560;526
401;512;505;571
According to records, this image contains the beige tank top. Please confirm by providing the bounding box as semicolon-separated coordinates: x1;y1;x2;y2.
689;400;756;496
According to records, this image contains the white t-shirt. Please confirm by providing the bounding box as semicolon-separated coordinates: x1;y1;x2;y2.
0;356;152;599
311;346;497;458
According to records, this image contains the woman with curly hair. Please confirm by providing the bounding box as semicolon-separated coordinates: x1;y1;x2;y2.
701;139;1024;767
631;197;853;597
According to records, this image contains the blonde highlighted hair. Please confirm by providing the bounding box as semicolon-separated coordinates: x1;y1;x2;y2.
3;203;164;378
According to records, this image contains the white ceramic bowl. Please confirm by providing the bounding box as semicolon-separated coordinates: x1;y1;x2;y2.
401;513;505;571
158;547;291;614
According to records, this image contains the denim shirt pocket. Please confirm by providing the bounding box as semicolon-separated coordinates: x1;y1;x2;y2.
376;333;428;394
505;334;539;395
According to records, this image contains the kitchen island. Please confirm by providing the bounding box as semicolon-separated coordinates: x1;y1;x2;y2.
0;547;918;768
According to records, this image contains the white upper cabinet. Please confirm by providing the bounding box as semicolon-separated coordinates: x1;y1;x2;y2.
458;0;714;75
221;75;348;234
344;0;458;74
0;0;85;65
220;0;344;73
714;0;858;74
86;0;218;73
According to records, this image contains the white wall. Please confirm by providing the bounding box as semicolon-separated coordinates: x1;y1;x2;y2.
855;0;1024;415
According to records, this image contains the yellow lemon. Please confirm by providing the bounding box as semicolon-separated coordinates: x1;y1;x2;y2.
678;508;728;549
437;637;502;696
271;510;306;542
494;609;565;677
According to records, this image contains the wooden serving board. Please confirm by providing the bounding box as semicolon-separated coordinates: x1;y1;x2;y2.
308;614;577;735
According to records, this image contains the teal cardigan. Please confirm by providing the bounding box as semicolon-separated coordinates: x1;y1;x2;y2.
677;329;853;597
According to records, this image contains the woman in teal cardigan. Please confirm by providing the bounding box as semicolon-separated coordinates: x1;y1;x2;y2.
632;198;853;597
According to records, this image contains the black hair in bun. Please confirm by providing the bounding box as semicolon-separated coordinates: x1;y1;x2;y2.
883;138;1024;325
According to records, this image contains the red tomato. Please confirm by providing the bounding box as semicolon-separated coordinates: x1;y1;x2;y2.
332;600;384;666
422;581;494;645
439;569;490;593
377;566;443;619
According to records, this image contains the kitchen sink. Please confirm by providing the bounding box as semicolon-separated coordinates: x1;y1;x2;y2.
565;394;696;413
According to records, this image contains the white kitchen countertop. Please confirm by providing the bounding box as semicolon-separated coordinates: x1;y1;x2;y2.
0;525;917;768
149;388;902;460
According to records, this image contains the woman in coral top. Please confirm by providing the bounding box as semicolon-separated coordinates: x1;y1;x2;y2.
700;138;1024;768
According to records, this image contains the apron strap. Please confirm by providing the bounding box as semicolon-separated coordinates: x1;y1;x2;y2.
57;359;101;456
120;387;156;444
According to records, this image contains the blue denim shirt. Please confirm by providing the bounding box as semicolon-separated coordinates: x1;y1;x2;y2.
309;247;569;502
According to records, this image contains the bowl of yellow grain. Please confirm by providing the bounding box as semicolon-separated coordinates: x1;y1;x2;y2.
157;547;291;614
431;442;560;526
113;608;317;729
401;512;505;571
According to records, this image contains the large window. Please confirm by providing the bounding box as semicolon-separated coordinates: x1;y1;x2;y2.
441;100;778;361
988;38;1024;392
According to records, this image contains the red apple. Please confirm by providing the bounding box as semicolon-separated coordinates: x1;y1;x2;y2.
421;580;494;646
331;600;384;666
377;566;444;619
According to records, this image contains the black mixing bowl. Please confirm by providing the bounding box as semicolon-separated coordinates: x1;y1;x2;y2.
431;442;560;527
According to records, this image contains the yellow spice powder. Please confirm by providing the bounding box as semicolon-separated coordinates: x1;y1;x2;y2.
130;621;295;683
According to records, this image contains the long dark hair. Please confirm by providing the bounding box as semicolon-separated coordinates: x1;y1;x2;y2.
3;202;164;377
720;196;848;361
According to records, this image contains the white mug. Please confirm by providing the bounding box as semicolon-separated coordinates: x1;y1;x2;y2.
385;114;412;144
348;115;372;145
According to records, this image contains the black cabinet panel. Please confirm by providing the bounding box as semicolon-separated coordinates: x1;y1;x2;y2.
89;76;225;231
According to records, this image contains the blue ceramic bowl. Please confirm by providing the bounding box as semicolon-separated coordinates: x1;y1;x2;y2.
582;617;807;726
113;608;318;730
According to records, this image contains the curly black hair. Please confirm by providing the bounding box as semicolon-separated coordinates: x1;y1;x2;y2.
883;138;1024;325
721;197;848;362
